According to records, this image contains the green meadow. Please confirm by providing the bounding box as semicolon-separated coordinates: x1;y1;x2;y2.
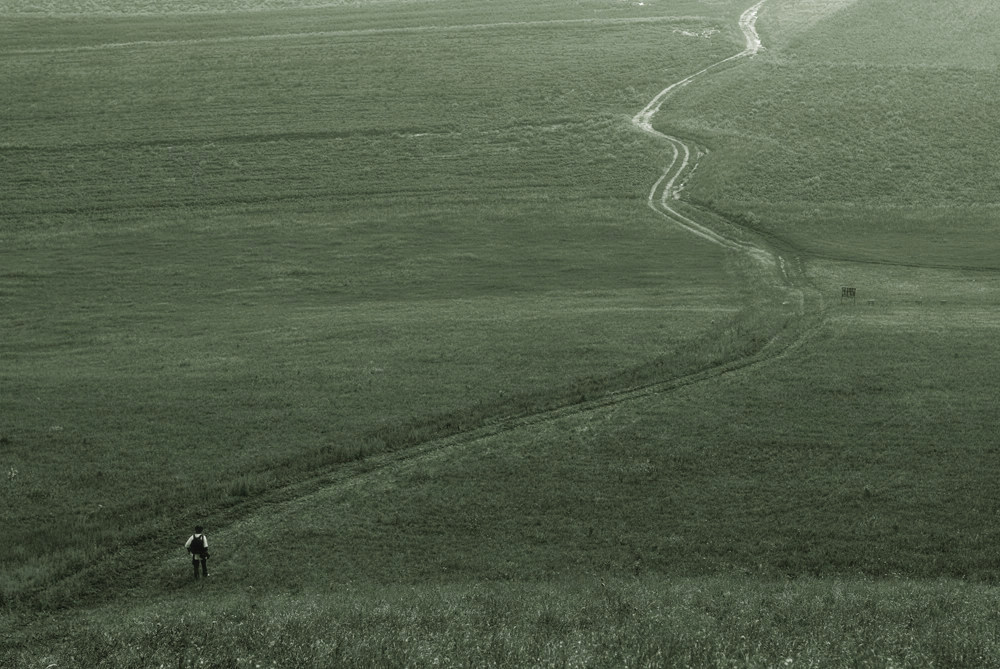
4;0;1000;666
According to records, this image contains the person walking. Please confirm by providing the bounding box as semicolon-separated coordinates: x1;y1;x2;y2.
185;525;210;579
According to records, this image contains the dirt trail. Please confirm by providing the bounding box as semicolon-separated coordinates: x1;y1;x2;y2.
631;0;818;321
632;0;769;259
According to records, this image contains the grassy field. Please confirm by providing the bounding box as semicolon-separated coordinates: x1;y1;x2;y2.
5;0;1000;665
2;0;772;609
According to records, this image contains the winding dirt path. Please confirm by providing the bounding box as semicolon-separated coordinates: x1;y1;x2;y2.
633;0;771;262
631;0;820;326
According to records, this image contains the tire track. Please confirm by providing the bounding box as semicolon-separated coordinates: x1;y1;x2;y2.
2;15;710;55
631;0;820;314
209;310;824;544
633;0;771;263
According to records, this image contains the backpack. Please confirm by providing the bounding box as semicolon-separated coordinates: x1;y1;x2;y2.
189;534;207;557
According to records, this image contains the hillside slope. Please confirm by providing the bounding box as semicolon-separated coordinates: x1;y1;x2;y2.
668;0;1000;267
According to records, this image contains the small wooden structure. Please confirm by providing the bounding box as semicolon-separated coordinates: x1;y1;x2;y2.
841;286;856;303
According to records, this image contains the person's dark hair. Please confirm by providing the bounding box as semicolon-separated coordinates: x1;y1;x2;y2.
195;525;204;534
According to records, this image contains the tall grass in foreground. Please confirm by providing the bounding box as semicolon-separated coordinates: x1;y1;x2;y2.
9;577;1000;668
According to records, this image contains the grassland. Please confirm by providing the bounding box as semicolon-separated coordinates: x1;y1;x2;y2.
5;0;1000;666
2;0;770;610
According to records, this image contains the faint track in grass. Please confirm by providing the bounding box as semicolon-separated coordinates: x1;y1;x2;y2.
2;15;712;55
225;307;825;521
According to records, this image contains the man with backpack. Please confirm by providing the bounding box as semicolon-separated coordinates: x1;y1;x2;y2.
185;525;210;579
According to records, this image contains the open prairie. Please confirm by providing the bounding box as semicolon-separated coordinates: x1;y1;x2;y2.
3;0;1000;666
